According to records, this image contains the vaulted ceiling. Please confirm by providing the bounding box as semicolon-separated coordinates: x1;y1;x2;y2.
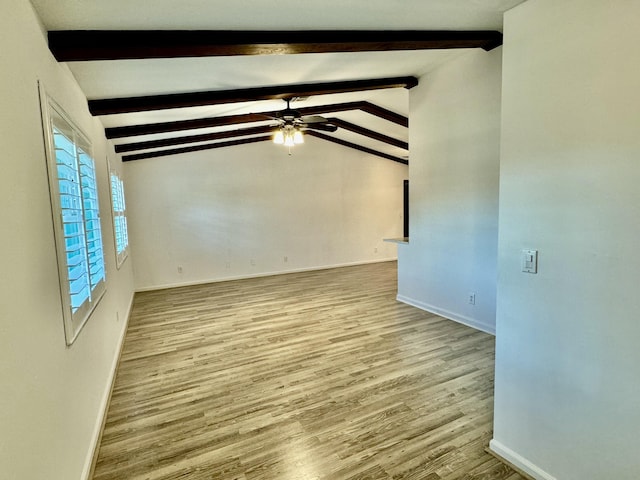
31;0;526;164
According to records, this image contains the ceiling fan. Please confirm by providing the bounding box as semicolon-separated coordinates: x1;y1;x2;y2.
267;99;338;147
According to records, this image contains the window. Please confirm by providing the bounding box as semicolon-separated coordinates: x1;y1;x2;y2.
41;91;106;345
110;170;129;267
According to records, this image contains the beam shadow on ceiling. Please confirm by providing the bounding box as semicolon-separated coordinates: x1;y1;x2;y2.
48;30;503;62
88;76;418;115
121;133;408;165
105;101;408;139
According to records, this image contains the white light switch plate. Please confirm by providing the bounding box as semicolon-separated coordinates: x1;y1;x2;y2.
522;249;538;274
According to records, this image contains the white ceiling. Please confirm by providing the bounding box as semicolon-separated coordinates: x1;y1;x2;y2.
30;0;526;161
31;0;526;30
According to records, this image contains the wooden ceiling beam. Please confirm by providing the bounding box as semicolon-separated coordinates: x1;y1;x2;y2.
122;135;273;162
121;131;406;165
106;113;273;139
115;117;405;153
105;101;407;138
326;118;408;150
306;131;408;165
88;77;418;115
359;103;408;128
114;125;274;153
49;30;503;62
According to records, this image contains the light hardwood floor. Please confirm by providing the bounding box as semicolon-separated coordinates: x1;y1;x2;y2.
93;262;524;480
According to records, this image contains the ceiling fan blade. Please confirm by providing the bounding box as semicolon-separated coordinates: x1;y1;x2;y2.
304;123;338;133
300;115;329;124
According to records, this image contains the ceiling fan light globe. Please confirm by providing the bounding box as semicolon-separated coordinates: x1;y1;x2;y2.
273;130;285;144
293;130;304;144
284;134;295;147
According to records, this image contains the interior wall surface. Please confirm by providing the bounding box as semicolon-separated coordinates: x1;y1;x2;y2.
125;138;408;291
492;1;640;478
0;1;135;478
397;48;502;334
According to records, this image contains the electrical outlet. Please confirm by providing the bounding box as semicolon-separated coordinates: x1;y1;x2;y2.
284;256;288;263
468;293;476;305
374;247;378;253
250;259;256;266
225;262;230;269
177;265;183;274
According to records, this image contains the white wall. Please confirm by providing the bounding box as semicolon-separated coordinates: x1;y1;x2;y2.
125;137;407;290
0;1;135;479
491;1;640;479
397;48;502;334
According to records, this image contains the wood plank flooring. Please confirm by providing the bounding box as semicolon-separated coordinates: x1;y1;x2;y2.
93;262;524;480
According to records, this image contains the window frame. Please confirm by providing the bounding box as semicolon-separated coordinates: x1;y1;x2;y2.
40;85;107;345
109;167;129;268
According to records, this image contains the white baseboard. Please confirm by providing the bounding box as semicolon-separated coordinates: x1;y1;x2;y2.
81;292;135;480
135;258;398;292
489;439;557;480
396;294;495;335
